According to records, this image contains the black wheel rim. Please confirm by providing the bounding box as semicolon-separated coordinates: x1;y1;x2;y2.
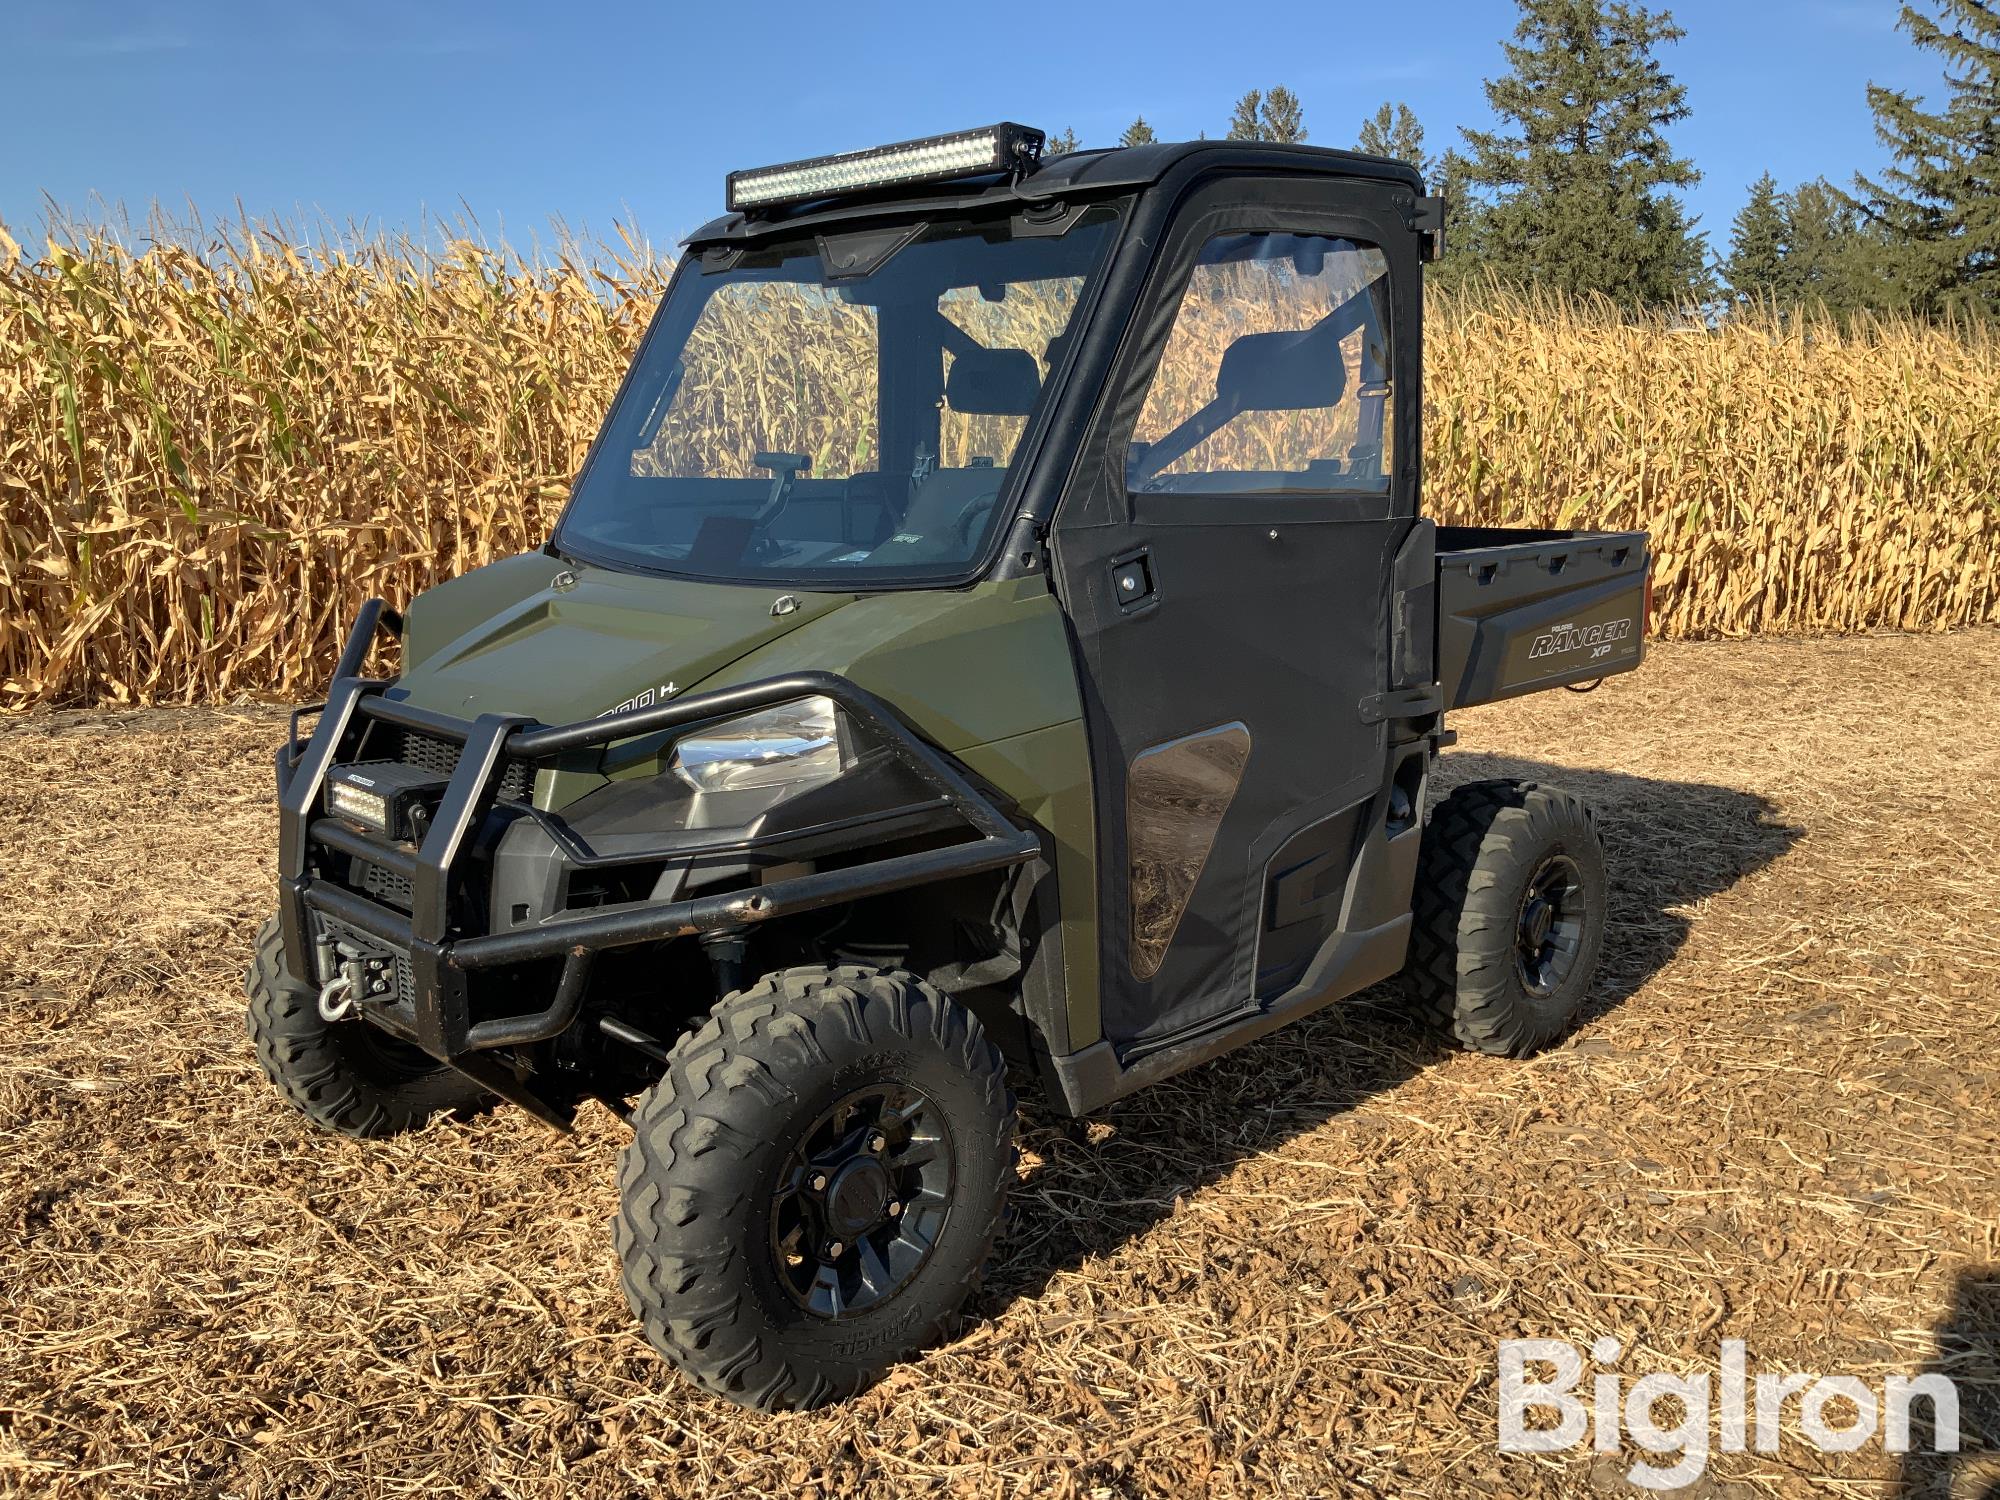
769;1083;955;1319
1515;853;1586;997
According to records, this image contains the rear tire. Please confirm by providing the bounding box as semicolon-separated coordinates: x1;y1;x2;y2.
1404;781;1607;1056
244;916;491;1137
614;964;1015;1412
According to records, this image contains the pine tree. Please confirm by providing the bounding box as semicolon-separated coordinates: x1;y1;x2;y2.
1722;176;1888;315
1046;126;1082;156
1261;86;1308;143
1786;179;1889;312
1850;0;2000;316
1357;102;1432;177
1226;90;1265;141
1120;117;1157;148
1225;87;1308;143
1427;149;1489;294
1459;0;1709;307
1724;174;1790;304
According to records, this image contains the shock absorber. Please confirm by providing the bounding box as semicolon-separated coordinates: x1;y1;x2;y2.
700;927;749;1001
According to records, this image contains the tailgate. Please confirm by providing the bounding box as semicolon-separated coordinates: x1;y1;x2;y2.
1435;526;1650;709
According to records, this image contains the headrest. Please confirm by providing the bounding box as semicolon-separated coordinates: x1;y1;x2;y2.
946;346;1041;416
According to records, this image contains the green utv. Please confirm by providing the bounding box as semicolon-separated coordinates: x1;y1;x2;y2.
250;125;1649;1410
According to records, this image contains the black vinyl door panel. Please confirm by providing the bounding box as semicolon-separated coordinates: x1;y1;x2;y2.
1056;507;1404;1049
1048;176;1422;1054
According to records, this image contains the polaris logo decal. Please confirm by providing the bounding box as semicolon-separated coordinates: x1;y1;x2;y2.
1528;618;1635;663
601;682;676;718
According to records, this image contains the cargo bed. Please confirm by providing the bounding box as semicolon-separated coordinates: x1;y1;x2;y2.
1433;525;1650;709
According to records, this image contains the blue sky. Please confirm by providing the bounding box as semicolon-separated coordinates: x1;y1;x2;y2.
3;0;1940;263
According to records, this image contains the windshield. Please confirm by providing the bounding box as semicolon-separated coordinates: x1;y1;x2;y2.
555;206;1122;585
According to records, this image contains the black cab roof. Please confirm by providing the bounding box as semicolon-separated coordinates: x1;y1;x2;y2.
684;139;1427;248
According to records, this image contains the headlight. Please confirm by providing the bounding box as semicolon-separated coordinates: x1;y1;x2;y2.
671;695;850;794
326;771;391;833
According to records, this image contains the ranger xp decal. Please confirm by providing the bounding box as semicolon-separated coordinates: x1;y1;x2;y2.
1528;617;1635;663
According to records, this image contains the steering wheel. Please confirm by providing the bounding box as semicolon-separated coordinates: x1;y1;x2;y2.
953;491;1001;548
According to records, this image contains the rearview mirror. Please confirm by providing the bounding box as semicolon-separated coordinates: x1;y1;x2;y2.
1215;326;1344;413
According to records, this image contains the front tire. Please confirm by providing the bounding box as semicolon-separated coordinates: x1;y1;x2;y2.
1404;781;1608;1056
244;916;491;1137
614;964;1015;1412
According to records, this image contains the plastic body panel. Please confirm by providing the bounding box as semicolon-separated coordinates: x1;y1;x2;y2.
649;578;1102;1052
392;558;857;734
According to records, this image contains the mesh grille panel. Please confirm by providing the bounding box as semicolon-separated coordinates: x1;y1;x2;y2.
357;858;414;911
382;726;531;801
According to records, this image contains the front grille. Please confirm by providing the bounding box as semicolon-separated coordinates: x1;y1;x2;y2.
356;858;414;911
389;725;458;777
377;725;532;802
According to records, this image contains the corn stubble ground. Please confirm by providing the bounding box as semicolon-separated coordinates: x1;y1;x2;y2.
2;630;1995;1498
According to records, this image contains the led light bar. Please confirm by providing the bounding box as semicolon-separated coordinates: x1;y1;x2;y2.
727;124;1045;213
327;773;390;834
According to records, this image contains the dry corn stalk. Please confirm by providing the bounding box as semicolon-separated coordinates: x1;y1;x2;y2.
2;221;1996;708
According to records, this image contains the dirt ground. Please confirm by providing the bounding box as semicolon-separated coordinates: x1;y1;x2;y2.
1;633;1996;1499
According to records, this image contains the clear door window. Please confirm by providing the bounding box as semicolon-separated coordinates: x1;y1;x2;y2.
1127;233;1393;495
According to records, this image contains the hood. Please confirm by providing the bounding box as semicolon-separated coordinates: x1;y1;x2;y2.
389;554;854;728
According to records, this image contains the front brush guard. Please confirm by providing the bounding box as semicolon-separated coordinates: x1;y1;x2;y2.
275;600;1043;1118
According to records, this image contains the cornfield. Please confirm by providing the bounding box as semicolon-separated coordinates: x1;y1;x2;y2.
3;219;1998;710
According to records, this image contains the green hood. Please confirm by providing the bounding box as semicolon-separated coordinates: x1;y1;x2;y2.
392;553;853;726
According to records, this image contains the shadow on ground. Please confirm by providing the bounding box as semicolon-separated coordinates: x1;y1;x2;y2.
1898;1266;2000;1498
985;753;1804;1314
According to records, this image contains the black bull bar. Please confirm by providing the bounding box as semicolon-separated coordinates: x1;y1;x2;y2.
276;600;1043;1104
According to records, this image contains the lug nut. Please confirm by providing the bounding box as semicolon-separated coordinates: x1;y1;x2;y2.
809;1172;828;1192
825;1240;844;1259
868;1133;887;1153
886;1200;902;1218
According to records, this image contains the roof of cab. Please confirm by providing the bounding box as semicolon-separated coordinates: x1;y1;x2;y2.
682;139;1426;248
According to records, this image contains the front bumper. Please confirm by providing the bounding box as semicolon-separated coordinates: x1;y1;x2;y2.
278;601;1042;1085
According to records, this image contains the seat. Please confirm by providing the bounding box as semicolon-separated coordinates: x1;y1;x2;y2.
866;345;1040;564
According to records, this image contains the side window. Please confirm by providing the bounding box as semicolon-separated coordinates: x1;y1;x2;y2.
1127;232;1393;495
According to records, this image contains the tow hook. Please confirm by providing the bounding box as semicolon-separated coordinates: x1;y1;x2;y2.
318;962;362;1023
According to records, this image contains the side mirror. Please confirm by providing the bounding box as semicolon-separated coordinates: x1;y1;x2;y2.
1215;325;1344;413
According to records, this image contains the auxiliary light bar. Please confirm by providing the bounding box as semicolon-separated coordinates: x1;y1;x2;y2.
726;124;1046;213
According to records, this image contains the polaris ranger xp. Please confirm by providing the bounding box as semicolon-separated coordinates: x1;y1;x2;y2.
250;125;1650;1411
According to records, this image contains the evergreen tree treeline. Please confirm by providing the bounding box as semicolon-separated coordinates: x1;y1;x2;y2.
1060;0;2000;317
